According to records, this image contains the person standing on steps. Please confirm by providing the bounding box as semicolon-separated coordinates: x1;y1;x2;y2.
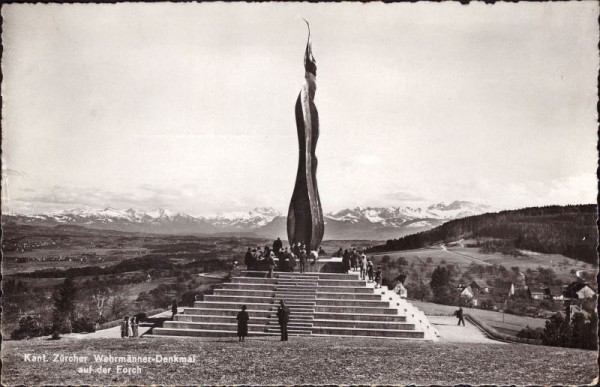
277;300;290;341
299;248;307;273
342;249;351;273
273;237;283;257
267;252;276;278
455;307;465;326
360;253;368;280
374;267;382;289
367;260;374;282
171;299;178;319
284;247;295;272
244;247;253;270
236;305;249;342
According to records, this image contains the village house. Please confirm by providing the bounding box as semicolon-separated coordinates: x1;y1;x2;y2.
529;286;545;300
544;285;565;301
491;281;515;299
469;279;491;294
563;282;596;299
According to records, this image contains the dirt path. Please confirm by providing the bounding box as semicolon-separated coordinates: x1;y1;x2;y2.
441;244;494;266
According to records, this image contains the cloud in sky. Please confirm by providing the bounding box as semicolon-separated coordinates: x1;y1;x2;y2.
1;2;598;215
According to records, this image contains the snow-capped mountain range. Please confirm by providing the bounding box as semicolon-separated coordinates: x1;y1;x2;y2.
3;201;493;240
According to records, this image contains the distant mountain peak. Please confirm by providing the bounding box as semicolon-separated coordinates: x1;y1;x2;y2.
5;201;494;240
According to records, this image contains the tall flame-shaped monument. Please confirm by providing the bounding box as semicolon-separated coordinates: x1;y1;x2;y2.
287;20;325;251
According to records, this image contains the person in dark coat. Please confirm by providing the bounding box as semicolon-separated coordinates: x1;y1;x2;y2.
236;305;250;342
244;247;253;269
350;249;358;271
374;268;382;289
283;247;294;272
273;237;283;256
171;299;178;319
299;249;307;273
367;260;374;282
455;307;465;326
276;300;290;341
342;249;351;272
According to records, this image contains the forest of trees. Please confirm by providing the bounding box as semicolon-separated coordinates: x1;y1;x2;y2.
368;205;597;264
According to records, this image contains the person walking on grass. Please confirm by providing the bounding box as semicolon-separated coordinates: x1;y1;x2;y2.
455;307;465;326
171;299;178;319
236;305;249;342
277;300;290;341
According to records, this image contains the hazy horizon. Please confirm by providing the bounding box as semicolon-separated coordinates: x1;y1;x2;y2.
2;2;598;217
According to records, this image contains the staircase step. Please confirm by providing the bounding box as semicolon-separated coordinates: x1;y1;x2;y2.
194;301;273;310
214;289;275;297
312;326;424;339
273;293;317;298
315;305;398;314
152;327;277;337
184;308;273;318
204;295;276;304
231;277;277;284
317;286;374;294
266;319;314;328
272;302;316;307
316;299;390;308
175;315;269;324
222;283;277;291
312;319;416;330
265;327;313;335
317;292;382;300
315;280;366;286
164;321;269;332
277;281;319;286
313;312;406;322
275;286;318;292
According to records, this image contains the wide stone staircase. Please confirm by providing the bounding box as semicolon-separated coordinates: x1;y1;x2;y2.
151;271;438;340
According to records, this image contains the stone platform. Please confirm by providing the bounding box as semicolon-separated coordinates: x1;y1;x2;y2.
151;271;438;340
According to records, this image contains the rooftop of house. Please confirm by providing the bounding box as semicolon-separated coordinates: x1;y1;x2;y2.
470;279;489;288
529;287;545;294
493;281;514;290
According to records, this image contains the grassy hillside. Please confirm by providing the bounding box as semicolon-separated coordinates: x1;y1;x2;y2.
369;205;597;265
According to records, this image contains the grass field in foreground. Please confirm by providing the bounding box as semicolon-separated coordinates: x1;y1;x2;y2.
2;336;596;385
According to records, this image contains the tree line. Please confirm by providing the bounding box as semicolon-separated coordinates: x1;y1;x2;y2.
368;204;597;264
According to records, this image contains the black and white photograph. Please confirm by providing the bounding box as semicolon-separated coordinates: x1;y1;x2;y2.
1;1;598;385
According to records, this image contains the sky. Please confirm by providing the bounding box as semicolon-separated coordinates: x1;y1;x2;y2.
2;2;598;216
